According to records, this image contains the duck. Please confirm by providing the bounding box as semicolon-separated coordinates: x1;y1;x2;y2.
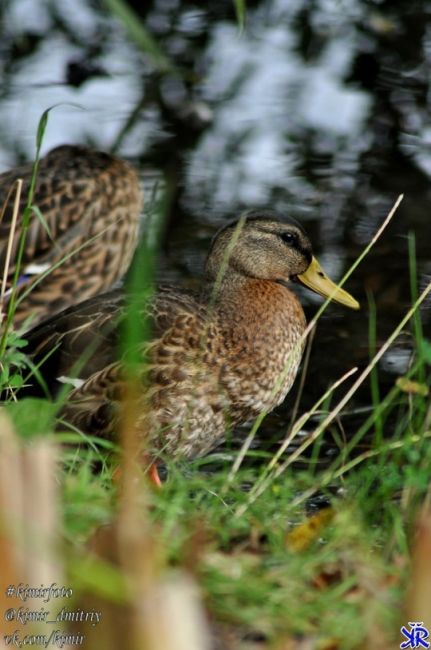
23;210;359;474
0;144;142;330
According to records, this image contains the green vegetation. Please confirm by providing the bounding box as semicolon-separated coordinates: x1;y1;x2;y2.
1;121;430;649
57;322;430;647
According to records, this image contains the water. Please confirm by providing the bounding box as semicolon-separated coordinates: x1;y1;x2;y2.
1;0;430;450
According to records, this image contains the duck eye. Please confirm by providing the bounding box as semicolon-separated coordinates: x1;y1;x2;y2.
280;232;296;246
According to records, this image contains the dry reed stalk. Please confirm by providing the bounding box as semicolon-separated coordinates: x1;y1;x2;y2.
0;411;64;643
0;179;22;327
139;571;212;650
0;410;24;635
118;379;212;650
404;509;431;631
77;378;212;650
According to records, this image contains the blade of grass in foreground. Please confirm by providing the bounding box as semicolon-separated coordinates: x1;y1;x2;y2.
117;182;169;511
104;0;176;74
233;0;247;32
0;179;22;325
0;102;82;343
367;290;383;442
408;232;426;384
0;108;51;354
294;355;425;508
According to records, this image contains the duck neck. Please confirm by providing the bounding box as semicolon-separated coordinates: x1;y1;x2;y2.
207;273;306;343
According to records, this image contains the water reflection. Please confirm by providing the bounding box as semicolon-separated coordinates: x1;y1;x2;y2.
184;15;372;215
1;0;151;163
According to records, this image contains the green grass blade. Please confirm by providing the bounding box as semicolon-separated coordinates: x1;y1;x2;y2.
233;0;247;31
103;0;176;74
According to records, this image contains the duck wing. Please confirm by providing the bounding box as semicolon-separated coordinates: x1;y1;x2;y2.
0;145;141;328
22;285;201;397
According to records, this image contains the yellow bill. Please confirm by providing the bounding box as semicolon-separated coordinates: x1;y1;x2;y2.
297;256;360;310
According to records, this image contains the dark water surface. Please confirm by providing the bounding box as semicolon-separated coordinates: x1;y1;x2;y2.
1;0;430;451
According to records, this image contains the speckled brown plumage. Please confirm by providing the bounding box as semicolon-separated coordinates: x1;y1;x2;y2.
0;144;142;329
24;210;359;461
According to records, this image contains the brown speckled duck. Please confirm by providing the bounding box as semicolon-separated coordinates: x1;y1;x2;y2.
0;145;142;330
24;210;359;470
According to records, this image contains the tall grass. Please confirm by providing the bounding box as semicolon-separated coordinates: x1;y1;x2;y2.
103;0;176;74
0;109;53;352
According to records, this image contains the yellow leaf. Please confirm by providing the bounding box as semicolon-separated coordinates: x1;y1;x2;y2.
396;377;429;397
286;508;334;552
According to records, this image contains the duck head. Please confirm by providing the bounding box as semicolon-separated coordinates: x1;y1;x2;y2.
205;209;359;309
